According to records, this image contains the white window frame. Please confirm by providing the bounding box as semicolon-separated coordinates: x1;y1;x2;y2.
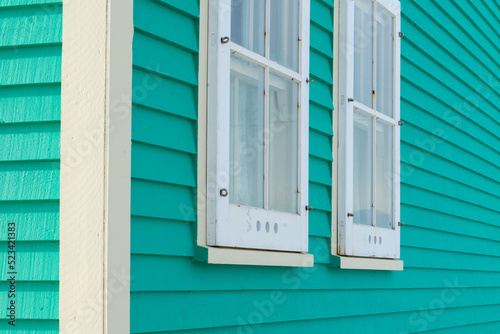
336;0;402;262
196;0;312;263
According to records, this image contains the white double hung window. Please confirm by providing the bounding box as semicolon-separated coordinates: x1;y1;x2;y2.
338;0;401;259
206;0;310;252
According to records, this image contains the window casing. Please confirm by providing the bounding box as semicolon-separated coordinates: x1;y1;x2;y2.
206;0;310;252
338;0;401;259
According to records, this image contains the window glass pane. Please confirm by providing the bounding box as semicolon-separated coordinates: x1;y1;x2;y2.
270;0;299;71
354;0;373;108
353;110;373;226
376;120;393;228
229;55;265;208
268;72;298;213
231;0;265;56
376;6;394;117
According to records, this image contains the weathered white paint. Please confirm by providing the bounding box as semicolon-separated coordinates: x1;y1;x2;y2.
198;0;313;266
332;0;403;268
206;0;310;252
60;0;133;332
337;0;401;259
332;0;340;257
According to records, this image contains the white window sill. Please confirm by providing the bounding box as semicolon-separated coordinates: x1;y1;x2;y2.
195;246;314;267
331;255;403;271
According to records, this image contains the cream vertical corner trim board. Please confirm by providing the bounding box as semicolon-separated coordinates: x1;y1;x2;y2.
60;0;133;333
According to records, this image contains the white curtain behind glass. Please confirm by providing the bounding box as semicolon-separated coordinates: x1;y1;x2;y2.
229;55;265;208
229;0;300;214
269;73;298;214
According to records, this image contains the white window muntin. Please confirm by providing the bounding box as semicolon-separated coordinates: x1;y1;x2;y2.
207;0;310;252
338;0;401;258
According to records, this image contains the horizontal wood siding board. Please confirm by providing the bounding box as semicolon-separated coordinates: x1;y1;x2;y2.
0;282;58;320
0;4;62;47
130;0;500;333
130;289;500;333
132;105;197;153
308;209;331;238
0;46;61;86
151;0;199;18
132;142;196;187
132;68;197;120
132;31;197;86
416;320;500;334
401;225;500;258
131;255;500;292
0;0;61;7
309;102;334;136
0;162;59;200
130;306;500;334
399;127;500;194
0;320;58;332
401;204;500;242
133;0;198;52
309;129;333;161
0;242;58;281
401;184;500;230
131;179;195;222
401;163;500;214
0;84;61;124
309;155;332;186
0;123;60;161
0;1;61;330
311;0;333;32
0;201;58;241
131;217;194;257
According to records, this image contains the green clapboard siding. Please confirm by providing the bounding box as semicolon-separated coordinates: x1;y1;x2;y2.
131;0;500;333
0;0;61;332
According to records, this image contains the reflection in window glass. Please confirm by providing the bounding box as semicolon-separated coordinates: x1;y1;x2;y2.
353;110;373;226
269;72;298;213
270;0;300;71
376;6;394;117
229;55;265;208
231;0;266;55
376;120;393;228
354;0;373;108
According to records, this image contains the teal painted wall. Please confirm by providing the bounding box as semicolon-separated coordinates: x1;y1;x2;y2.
130;0;500;333
0;0;61;333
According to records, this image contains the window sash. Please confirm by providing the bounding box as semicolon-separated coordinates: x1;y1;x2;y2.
206;0;310;252
338;0;401;259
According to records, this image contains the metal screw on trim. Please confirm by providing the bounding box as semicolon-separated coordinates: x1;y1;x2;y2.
220;188;228;197
221;36;230;44
347;98;354;102
306;78;314;83
305;205;313;211
398;120;404;126
347;212;354;217
399;32;404;38
398;222;404;226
